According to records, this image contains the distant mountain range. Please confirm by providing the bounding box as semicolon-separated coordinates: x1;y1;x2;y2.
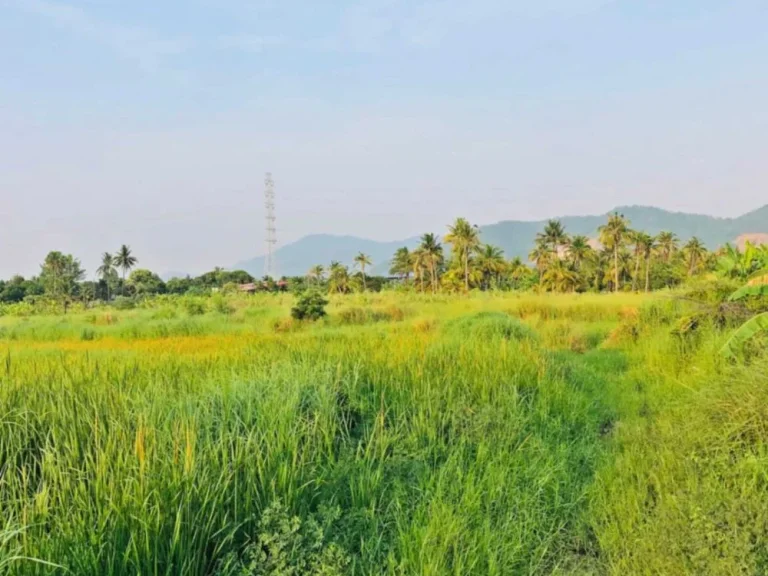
234;204;768;278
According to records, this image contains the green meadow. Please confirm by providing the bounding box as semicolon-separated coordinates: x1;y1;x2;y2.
1;293;766;575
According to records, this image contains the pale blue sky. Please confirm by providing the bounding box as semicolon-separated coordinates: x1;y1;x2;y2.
1;0;767;277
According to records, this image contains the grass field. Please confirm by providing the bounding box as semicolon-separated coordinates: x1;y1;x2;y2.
1;293;766;575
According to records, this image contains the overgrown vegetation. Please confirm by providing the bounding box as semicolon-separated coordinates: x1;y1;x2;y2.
0;290;767;574
4;214;768;319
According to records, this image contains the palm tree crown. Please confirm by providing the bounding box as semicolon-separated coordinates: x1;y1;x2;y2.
539;219;569;258
598;213;630;292
96;252;116;301
445;218;480;292
419;233;443;294
354;253;372;291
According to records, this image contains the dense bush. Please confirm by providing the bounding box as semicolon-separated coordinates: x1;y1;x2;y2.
291;291;328;321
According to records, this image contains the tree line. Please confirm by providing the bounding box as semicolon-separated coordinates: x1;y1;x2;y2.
2;214;768;312
381;214;767;294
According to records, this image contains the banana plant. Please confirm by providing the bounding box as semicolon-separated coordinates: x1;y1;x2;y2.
721;271;768;358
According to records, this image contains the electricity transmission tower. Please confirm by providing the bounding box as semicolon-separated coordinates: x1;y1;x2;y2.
264;173;277;279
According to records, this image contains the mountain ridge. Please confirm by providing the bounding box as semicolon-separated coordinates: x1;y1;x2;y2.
234;204;768;278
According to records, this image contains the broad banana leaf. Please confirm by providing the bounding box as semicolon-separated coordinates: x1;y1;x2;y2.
747;268;768;285
727;284;768;302
720;312;768;358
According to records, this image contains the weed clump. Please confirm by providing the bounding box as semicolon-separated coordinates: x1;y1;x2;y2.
217;501;349;576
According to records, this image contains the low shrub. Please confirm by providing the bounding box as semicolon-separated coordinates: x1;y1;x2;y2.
183;298;206;316
211;294;235;315
291;291;328;321
217;501;349;576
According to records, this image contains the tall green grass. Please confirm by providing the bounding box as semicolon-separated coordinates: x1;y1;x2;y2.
1;292;766;574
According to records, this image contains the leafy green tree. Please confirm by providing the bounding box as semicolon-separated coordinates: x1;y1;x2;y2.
39;251;85;313
114;245;138;295
219;270;255;285
354;253;372;291
599;213;630;292
166;276;193;295
0;275;41;303
127;269;166;296
79;281;97;304
445;218;480;292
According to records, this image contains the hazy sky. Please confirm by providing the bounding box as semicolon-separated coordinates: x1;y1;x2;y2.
2;0;767;277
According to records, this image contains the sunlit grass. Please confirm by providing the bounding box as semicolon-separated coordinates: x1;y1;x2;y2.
1;292;766;574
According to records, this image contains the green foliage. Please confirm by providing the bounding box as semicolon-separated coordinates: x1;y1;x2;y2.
39;251;85;310
127;269;166;296
183;297;206;316
727;284;768;302
290;291;328;321
2;292;768;573
218;502;349;576
112;296;136;310
720;312;768;359
211;294;235;315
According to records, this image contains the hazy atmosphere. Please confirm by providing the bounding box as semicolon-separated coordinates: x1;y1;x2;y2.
2;0;767;278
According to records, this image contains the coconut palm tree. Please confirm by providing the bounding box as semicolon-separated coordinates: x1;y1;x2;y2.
419;233;443;294
114;245;138;296
683;237;707;276
656;231;679;263
529;239;551;289
389;247;411;281
307;264;324;285
475;244;506;289
328;261;350;294
566;235;592;271
354;253;372;291
599;213;630;292
630;232;654;292
445;218;480;292
506;257;529;289
96;252;116;301
410;248;428;293
542;261;580;293
539;219;569;259
643;236;657;292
